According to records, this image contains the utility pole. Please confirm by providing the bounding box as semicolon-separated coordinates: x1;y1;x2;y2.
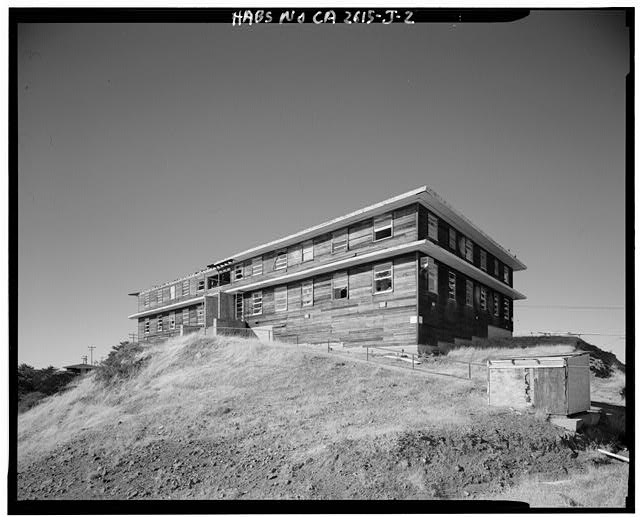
81;355;88;365
88;345;96;365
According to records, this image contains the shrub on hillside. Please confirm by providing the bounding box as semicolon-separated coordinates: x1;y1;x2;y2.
17;363;77;412
95;341;149;385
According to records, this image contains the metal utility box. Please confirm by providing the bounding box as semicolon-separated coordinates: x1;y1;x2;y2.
487;352;590;416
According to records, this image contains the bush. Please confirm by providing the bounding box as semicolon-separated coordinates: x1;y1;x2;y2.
94;341;149;385
17;363;76;412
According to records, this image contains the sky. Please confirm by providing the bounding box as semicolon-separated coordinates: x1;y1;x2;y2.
17;10;630;367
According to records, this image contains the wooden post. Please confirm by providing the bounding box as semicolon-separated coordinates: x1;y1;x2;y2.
468;363;471;379
327;340;330;352
366;347;369;361
412;354;415;369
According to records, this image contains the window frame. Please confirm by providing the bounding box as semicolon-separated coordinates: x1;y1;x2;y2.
197;280;205;292
144;320;150;334
252;291;263;315
465;279;474;307
480;287;487;311
235;293;244;320
373;262;393;295
157;315;164;332
301;280;314;307
494;293;500;317
332;271;349;300
252;257;263;276
234;263;244;281
169;313;176;330
373;214;393;242
274;251;288;271
331;228;349;254
274;286;288;312
503;297;510;320
427;258;438;295
182;280;190;297
427;213;438;241
182;307;190;326
447;271;456;301
449;228;456;250
196;306;204;325
480;250;487;271
503;265;510;284
157;289;163;304
464;237;473;262
302;241;314;262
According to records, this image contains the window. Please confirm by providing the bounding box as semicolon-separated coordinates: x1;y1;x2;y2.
234;263;244;281
157;315;164;332
448;271;456;301
373;214;393;241
144;293;149;307
169;285;175;300
428;213;438;241
480;287;487;311
449;228;456;250
494;259;500;277
182;280;190;297
373;262;393;294
170;313;176;330
274;251;287;271
235;294;244;321
252;257;263;276
427;259;438;295
465;280;473;307
274;286;288;312
332;229;348;253
144;320;150;334
503;265;510;284
197;306;204;325
207;276;218;289
157;289;163;304
182;308;190;326
333;272;348;299
252;291;263;315
197;280;205;292
302;280;313;307
494;293;500;317
503;297;510;320
464;237;473;262
480;250;487;271
302;241;314;262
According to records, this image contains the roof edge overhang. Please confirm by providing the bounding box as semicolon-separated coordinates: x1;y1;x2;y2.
134;186;526;295
128;296;206;319
223;239;526;301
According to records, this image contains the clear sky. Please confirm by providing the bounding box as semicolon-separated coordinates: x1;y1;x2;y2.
17;10;629;367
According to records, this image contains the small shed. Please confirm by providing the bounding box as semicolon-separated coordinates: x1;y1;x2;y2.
487;352;590;416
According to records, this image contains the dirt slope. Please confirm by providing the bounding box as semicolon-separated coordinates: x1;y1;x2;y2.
17;334;627;504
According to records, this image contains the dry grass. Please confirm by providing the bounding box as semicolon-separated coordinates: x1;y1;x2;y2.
488;460;629;508
446;344;577;364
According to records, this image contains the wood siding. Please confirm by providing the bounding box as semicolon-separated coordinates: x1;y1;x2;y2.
241;254;418;347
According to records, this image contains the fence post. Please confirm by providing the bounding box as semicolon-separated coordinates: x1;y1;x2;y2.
412;354;415;369
468;362;471;379
296;335;299;346
367;347;369;361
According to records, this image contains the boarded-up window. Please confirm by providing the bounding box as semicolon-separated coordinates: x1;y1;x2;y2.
464;238;473;262
197;306;204;325
333;272;348;299
480;287;487;311
170;285;176;300
197;280;205;292
252;291;263;315
182;280;190;297
144;320;150;334
301;280;313;307
274;286;288;312
274;251;287;271
503;265;510;284
158;315;164;332
448;271;456;301
235;294;244;321
373;262;393;294
428;213;438;240
157;289;163;304
494;259;500;277
373;214;393;241
302;240;314;262
207;277;218;289
503;297;510;320
332;229;348;253
183;308;190;326
427;258;438;294
252;257;263;276
144;293;149;307
466;280;473;307
234;263;244;281
170;312;176;330
480;250;487;271
289;246;302;266
494;293;500;317
449;228;456;250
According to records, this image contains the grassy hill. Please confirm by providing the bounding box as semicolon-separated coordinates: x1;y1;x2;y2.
17;334;628;506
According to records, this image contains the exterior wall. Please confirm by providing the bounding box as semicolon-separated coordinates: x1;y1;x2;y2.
417;252;513;346
240;254;418;347
417;204;513;289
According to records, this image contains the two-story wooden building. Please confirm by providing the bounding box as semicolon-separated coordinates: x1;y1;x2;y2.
128;186;526;352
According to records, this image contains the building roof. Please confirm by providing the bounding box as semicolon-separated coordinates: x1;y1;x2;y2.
135;186;526;295
63;363;96;371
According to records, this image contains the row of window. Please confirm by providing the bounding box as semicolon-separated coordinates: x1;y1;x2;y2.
238;262;394;317
421;256;511;320
426;211;511;285
143;306;205;334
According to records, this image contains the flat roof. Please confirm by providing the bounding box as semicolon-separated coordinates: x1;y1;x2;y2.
135;186;526;294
